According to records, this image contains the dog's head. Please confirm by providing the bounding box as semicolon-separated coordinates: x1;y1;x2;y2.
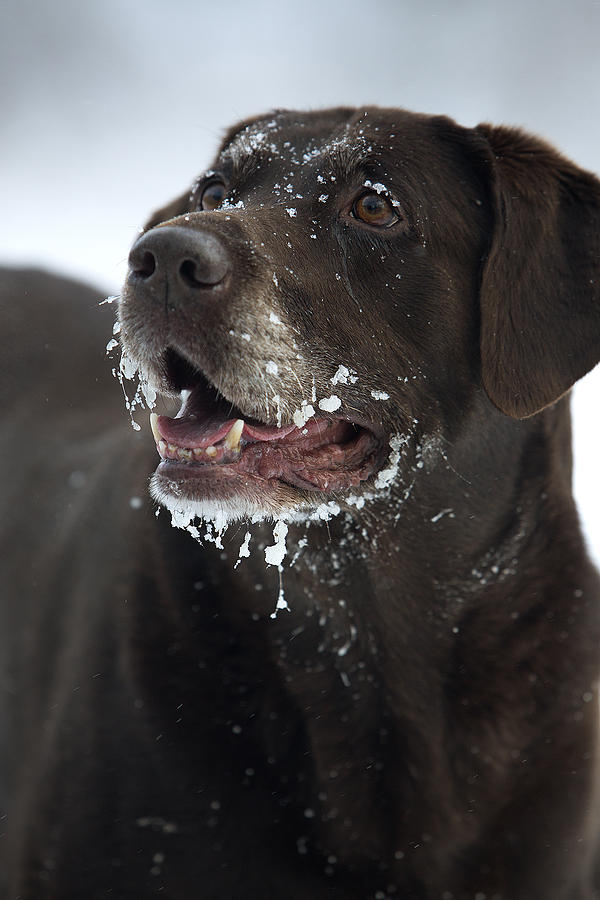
118;107;600;525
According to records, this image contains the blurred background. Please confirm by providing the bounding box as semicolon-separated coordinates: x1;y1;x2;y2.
2;0;599;561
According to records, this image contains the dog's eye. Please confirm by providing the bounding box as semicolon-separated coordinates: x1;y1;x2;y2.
200;181;227;211
352;192;399;228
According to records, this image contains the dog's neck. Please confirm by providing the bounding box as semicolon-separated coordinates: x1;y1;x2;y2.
131;396;592;883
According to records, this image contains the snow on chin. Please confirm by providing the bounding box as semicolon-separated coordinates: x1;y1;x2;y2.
149;475;349;533
149;475;296;529
149;439;410;548
149;427;420;532
148;428;433;613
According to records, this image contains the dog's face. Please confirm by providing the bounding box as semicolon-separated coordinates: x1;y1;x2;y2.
118;107;600;525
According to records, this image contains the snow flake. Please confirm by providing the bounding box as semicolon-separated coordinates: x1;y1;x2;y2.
430;508;455;524
293;401;315;428
318;395;342;412
234;531;252;569
374;434;408;490
331;365;358;385
315;502;341;521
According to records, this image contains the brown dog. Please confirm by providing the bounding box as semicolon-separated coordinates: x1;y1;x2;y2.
2;107;600;899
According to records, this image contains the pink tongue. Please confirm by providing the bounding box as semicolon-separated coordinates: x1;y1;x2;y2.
155;393;299;449
154;386;346;450
157;411;241;448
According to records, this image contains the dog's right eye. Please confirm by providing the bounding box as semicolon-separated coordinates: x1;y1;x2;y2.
200;181;227;211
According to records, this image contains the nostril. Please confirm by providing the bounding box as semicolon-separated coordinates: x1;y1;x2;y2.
130;249;157;280
127;226;230;293
179;259;206;288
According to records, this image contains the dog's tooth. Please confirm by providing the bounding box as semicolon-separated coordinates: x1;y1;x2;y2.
193;448;205;460
150;413;161;443
206;446;218;458
224;419;245;452
177;448;193;462
167;443;178;455
158;440;168;457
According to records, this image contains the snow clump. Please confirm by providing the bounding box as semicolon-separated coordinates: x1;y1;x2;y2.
318;395;342;412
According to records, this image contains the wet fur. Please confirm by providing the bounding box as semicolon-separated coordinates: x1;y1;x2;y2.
2;105;600;899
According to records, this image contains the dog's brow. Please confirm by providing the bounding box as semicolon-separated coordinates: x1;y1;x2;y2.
328;147;380;182
219;129;278;172
219;138;381;190
220;141;249;171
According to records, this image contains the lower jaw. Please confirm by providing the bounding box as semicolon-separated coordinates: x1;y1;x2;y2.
151;463;316;524
150;455;373;525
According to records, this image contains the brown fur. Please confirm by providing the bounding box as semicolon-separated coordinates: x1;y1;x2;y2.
1;107;600;899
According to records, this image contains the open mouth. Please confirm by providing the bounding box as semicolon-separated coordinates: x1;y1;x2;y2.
148;355;385;496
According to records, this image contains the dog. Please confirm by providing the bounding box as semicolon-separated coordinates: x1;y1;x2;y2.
2;106;600;899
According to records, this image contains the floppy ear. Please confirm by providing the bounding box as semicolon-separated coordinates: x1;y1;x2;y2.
144;190;191;230
476;123;600;418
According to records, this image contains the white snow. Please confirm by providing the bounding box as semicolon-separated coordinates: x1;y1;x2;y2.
430;508;455;523
331;365;358;385
265;519;288;566
293;401;315;427
119;349;138;380
318;395;342;412
374;433;407;490
315;502;341;520
272;394;283;427
363;179;388;194
234;531;252;569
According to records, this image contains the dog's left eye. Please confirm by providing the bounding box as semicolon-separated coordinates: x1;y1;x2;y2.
200;181;227;211
352;192;399;228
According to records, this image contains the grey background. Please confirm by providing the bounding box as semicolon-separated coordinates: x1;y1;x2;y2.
2;0;599;559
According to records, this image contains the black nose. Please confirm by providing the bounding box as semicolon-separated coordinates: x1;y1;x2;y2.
127;226;230;291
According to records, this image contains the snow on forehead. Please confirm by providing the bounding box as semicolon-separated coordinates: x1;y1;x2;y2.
222;118;372;170
224;118;282;161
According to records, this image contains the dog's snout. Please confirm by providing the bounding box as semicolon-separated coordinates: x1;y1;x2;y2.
128;226;230;292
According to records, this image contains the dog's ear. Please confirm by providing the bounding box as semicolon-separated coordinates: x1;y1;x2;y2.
143;190;191;231
476;123;600;418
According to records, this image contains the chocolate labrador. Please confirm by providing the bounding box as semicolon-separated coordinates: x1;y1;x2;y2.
2;107;600;899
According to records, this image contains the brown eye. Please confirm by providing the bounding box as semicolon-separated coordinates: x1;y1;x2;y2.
200;181;226;211
352;192;399;227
